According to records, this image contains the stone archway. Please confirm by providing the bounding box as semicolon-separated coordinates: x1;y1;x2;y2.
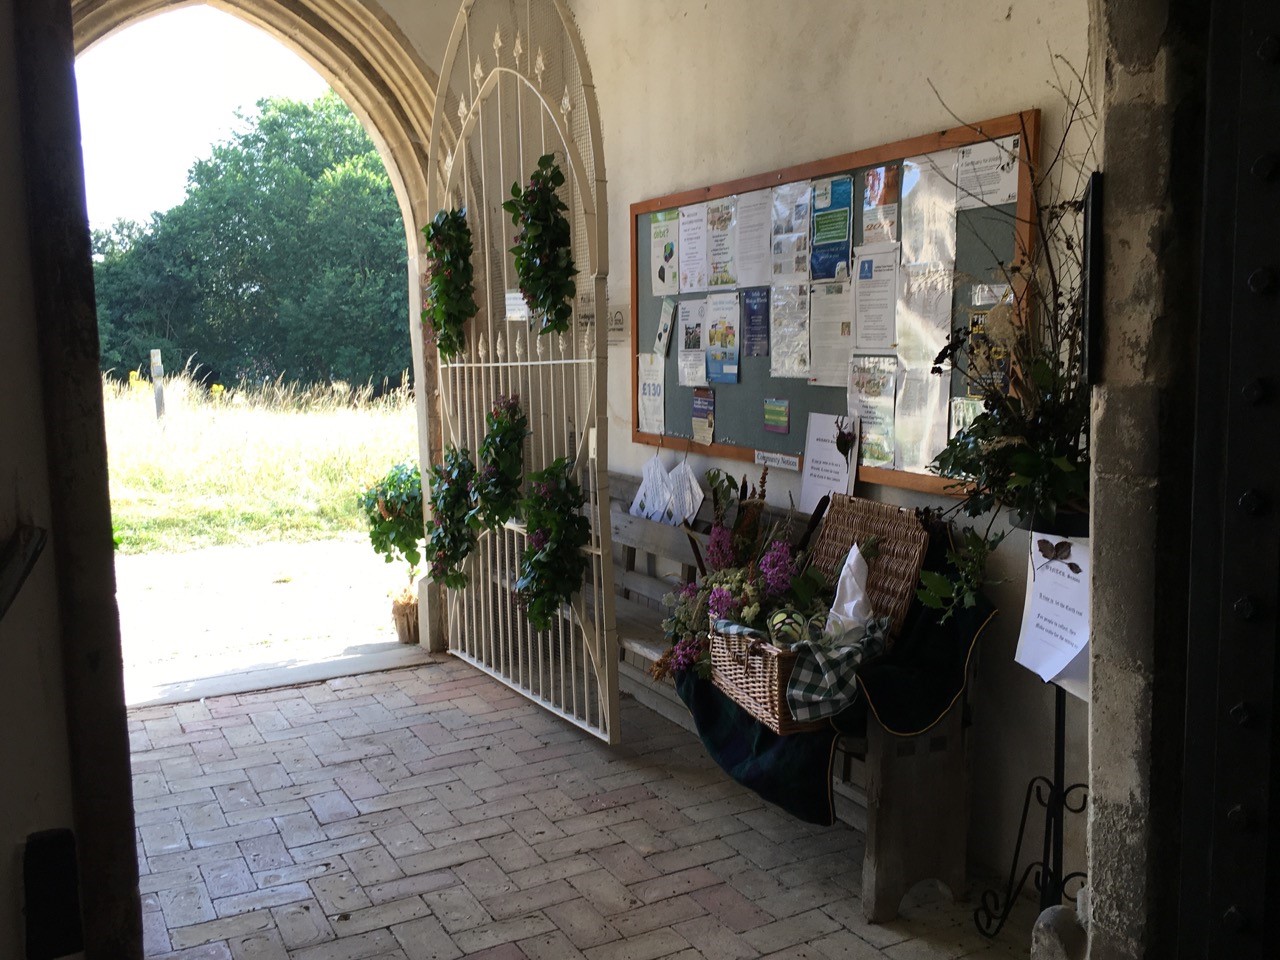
71;0;443;479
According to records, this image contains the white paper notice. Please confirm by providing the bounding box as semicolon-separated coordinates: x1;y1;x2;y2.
901;150;958;266
771;181;811;285
650;210;679;296
1015;533;1091;702
896;260;955;368
667;460;706;526
848;354;896;468
799;412;852;516
678;203;709;293
735;189;773;288
853;242;899;351
957;135;1021;210
807;281;854;388
707;197;737;287
769;283;810;379
677;298;708;387
893;367;949;472
653;297;676;356
631;454;675;523
638;353;665;436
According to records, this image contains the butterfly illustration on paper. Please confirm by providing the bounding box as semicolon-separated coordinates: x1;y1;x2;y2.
1036;538;1082;575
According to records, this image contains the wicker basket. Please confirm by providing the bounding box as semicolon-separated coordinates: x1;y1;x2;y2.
709;495;929;735
806;494;929;639
710;632;824;734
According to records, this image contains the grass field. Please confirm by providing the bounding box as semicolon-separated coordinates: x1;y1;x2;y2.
105;373;417;554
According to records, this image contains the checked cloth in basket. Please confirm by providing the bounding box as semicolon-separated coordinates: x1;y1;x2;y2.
785;617;890;721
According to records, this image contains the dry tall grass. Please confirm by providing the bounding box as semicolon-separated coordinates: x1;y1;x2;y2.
104;372;417;553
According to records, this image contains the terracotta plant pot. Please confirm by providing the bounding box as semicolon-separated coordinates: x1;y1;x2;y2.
391;596;420;645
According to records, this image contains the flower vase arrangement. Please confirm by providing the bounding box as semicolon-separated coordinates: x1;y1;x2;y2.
652;468;831;681
470;394;529;531
421;207;477;360
919;91;1094;618
426;445;478;590
358;461;426;644
516;457;592;632
502;154;578;336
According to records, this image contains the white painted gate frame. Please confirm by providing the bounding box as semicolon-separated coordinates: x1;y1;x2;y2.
422;0;619;742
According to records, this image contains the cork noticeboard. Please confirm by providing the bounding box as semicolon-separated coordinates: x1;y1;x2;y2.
629;110;1040;497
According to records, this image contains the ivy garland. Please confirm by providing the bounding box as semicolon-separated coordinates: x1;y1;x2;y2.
421;208;477;360
502;154;578;336
470;394;529;531
426;445;478;590
516;458;591;632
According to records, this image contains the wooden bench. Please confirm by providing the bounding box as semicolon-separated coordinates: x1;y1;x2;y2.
604;472;969;922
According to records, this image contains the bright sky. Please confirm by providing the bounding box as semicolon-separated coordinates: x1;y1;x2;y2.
75;5;331;231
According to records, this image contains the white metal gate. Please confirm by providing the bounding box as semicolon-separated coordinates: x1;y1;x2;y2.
424;0;618;742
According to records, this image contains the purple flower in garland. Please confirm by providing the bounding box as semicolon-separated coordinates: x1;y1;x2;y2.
707;586;739;622
680;581;699;601
758;539;795;599
493;393;522;417
528;528;550;551
706;524;736;571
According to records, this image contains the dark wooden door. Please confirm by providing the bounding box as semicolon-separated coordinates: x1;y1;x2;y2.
1179;0;1280;953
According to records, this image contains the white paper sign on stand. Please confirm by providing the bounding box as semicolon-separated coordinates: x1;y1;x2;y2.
1014;531;1090;702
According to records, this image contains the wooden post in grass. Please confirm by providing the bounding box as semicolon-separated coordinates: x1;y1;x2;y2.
150;349;165;420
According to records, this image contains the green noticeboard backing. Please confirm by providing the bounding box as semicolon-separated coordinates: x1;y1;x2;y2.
629;112;1037;498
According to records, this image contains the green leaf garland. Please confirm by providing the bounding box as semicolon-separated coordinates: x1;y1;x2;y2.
516;458;591;632
427;445;478;590
421;207;477;359
470;394;529;531
501;154;578;336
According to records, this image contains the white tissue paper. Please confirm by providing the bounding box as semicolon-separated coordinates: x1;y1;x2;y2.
824;543;873;641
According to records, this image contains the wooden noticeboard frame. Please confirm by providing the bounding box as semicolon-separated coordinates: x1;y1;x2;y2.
629;109;1041;498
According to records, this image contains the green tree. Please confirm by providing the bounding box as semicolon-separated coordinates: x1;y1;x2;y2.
94;91;410;385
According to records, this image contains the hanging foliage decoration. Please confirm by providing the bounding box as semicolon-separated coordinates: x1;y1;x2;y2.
426;445;478;590
470;394;530;531
421;207;477;359
502;154;578;336
516;457;591;632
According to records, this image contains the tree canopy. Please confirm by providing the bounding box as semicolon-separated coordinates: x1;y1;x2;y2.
93;92;410;386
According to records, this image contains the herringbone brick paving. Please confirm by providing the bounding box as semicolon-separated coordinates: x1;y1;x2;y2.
130;659;1027;959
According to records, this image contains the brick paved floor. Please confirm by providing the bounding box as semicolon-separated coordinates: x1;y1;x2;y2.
130;659;1028;960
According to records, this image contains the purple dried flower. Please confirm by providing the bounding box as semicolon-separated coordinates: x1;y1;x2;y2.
706;524;735;571
707;586;739;622
758;540;795;599
528;528;549;551
669;634;706;674
680;581;699;601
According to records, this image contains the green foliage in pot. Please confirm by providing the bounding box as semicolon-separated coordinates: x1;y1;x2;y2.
502;154;578;336
470;394;529;531
421;207;477;359
358;461;425;583
516;457;591;632
427;445;478;590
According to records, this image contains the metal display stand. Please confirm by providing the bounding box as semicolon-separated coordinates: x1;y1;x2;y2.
974;684;1088;938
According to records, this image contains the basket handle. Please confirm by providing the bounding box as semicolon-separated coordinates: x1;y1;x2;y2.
731;639;767;665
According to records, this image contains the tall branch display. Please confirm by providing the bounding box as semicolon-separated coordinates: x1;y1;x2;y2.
422;208;478;359
503;154;578;336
